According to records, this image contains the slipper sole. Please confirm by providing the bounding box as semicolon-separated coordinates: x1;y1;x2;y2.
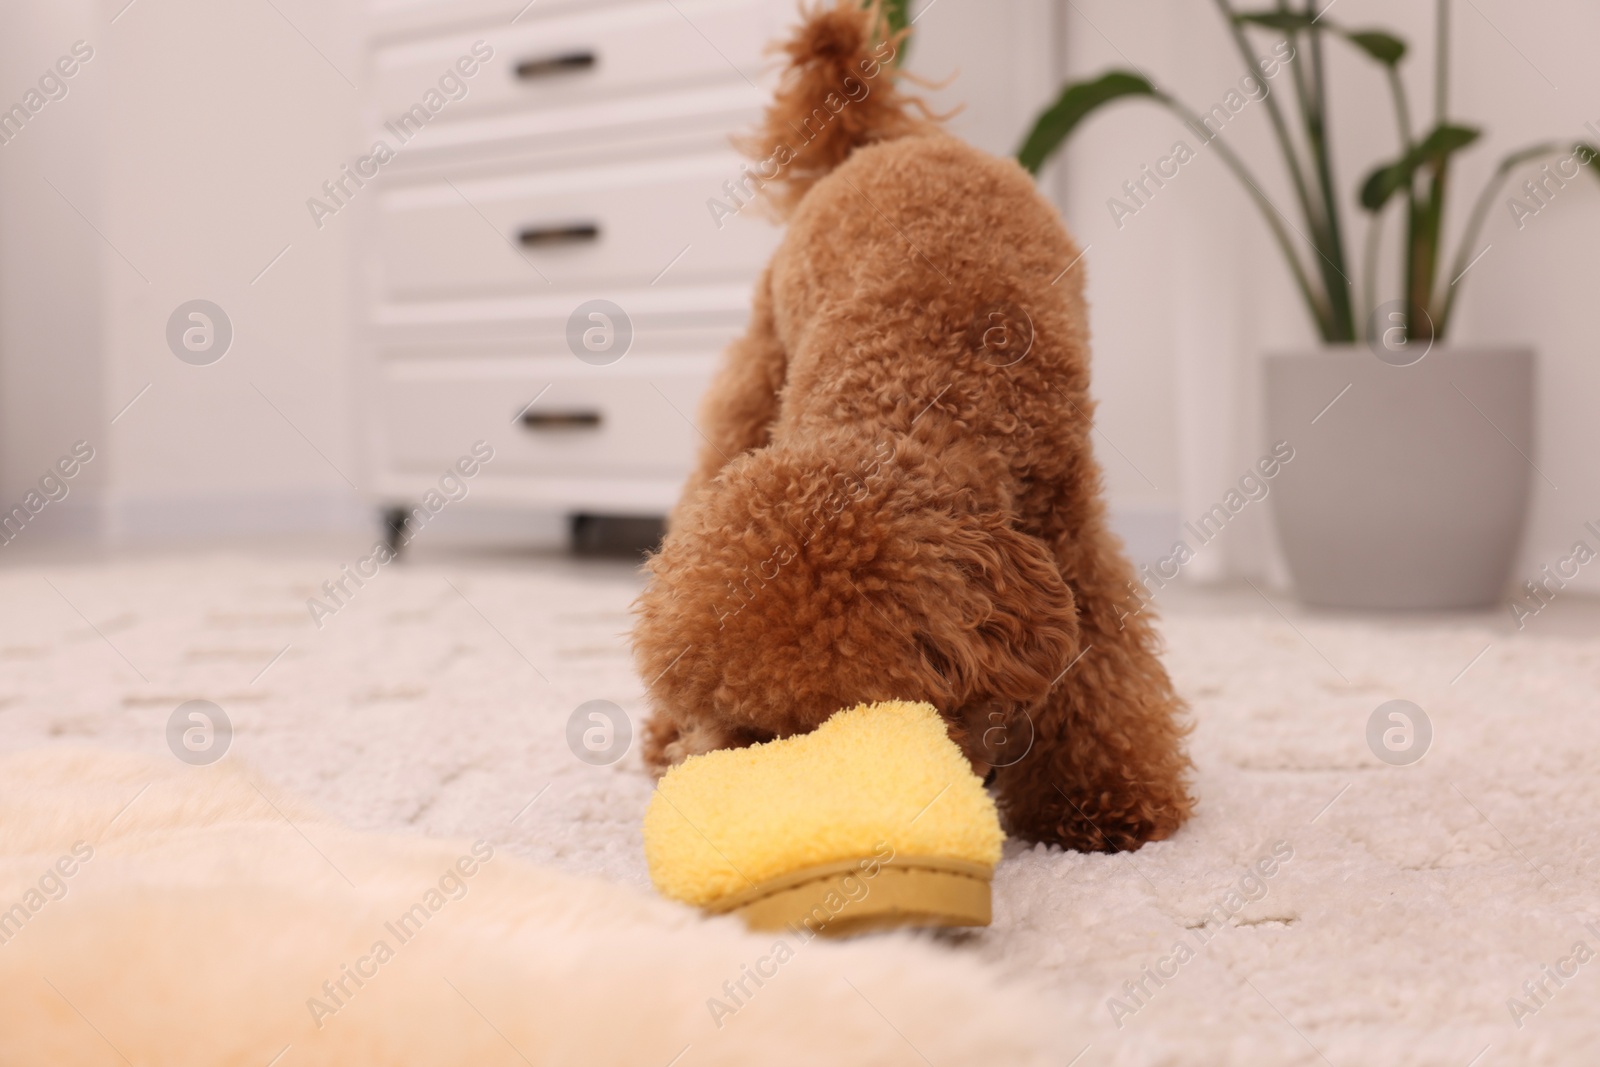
706;855;992;936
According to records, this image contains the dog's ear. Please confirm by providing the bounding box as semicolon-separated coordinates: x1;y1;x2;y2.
892;508;1080;764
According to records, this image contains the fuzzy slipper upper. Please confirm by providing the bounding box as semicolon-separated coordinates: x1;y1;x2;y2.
643;700;1003;908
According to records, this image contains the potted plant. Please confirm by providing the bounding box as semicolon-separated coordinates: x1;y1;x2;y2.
1015;0;1596;608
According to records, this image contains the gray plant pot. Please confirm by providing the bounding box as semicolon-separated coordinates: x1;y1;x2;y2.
1264;345;1534;610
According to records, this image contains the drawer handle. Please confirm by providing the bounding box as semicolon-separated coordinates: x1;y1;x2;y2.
518;222;600;248
515;51;596;80
521;410;602;430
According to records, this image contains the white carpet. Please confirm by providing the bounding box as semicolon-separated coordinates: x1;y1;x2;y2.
2;551;1597;1065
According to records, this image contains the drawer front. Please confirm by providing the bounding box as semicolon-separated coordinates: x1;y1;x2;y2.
376;152;780;298
367;0;588;41
369;282;755;348
375;85;761;167
379;360;710;478
371;0;781;128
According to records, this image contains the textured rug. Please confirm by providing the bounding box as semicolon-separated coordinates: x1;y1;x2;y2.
1;552;1596;1065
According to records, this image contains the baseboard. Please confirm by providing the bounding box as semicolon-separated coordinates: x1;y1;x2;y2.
109;490;372;545
13;490;580;552
0;495;105;551
393;503;569;552
36;494;1187;565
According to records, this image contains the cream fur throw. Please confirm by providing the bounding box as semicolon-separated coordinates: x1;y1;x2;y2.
0;749;1061;1064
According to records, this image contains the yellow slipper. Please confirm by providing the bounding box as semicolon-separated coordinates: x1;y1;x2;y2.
642;700;1003;936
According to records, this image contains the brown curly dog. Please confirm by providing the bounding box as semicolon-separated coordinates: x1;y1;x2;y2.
631;1;1193;851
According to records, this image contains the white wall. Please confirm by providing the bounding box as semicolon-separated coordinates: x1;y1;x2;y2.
0;0;366;546
903;0;1060;160
99;0;364;541
1053;0;1600;588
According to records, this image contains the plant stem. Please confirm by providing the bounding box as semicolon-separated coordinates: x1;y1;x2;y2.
1409;170;1447;340
1386;68;1414;148
1157;93;1333;335
1375;66;1414;341
1363;54;1414;340
1304;0;1356;340
1436;141;1564;334
1409;0;1452;341
1362;201;1386;332
1279;0;1321;196
1436;0;1449;125
1212;0;1334;338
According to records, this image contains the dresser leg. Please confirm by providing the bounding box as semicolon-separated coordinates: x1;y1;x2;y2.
570;513;666;558
382;506;411;557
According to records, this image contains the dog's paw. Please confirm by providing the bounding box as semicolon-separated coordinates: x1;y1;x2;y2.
669;721;736;763
642;714;741;776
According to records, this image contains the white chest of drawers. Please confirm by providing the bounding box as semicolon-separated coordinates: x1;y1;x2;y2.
356;0;789;543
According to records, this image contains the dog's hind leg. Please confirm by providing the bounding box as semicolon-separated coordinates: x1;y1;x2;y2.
993;518;1196;852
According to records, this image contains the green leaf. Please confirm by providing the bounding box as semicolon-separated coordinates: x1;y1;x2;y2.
876;0;909;39
1359;162;1405;211
1017;71;1158;174
1575;143;1600;183
1419;123;1482;159
1234;11;1317;31
1360;123;1482;210
1343;30;1406;65
1238;11;1410;67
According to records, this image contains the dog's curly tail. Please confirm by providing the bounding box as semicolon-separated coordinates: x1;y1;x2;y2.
736;0;941;216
